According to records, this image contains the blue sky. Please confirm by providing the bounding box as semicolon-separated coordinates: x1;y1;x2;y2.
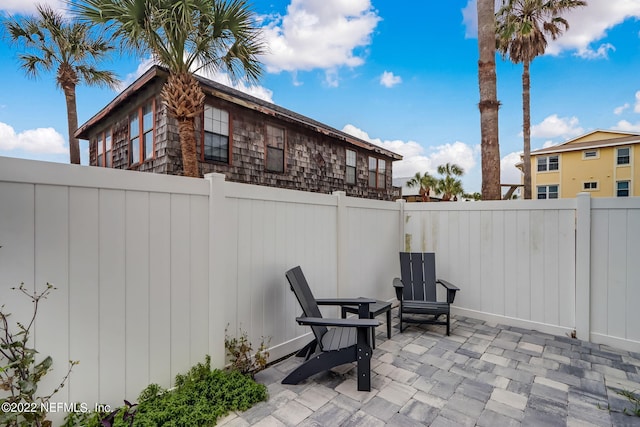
1;0;640;194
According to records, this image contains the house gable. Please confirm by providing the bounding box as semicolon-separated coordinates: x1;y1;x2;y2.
531;130;640;156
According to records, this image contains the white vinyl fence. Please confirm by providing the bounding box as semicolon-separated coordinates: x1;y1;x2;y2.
0;156;638;420
402;200;578;337
588;197;640;347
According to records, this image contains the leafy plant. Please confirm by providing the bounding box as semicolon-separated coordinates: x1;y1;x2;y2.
224;326;270;376
599;387;640;418
616;388;640;417
64;355;267;426
0;283;78;427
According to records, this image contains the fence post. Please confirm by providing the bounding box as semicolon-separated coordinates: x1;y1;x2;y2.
333;191;347;298
206;173;228;368
397;198;406;252
575;192;591;342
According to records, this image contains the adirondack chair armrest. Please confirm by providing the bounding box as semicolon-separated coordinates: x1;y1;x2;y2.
296;316;380;329
437;279;459;304
316;298;376;306
392;277;404;301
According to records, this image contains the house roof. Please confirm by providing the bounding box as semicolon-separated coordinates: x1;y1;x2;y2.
76;65;402;161
530;130;640;156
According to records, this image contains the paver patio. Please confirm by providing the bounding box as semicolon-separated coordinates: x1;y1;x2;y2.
220;309;640;426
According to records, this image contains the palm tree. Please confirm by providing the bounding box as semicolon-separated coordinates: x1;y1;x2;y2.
4;4;118;164
73;0;264;177
436;163;465;201
437;176;465;201
437;162;464;178
463;192;483;201
477;0;501;200
406;171;438;202
496;0;586;199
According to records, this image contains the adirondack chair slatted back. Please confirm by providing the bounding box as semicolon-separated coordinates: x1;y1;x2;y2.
400;252;437;302
285;266;328;345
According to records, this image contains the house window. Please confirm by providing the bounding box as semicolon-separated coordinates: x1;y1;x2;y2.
203;105;229;163
346;149;356;184
129;100;155;165
617;147;630;165
583;150;598;159
95;129;112;167
583;181;598;191
105;130;112;167
537;155;559;172
96;134;104;166
368;157;386;188
537;185;558;199
266;125;285;173
617;181;630;197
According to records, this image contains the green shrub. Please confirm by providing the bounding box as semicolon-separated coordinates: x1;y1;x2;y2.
64;355;267;427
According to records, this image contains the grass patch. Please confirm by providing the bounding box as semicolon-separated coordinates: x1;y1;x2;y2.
64;355;267;426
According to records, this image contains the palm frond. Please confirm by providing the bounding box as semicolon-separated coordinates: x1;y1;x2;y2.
496;0;586;63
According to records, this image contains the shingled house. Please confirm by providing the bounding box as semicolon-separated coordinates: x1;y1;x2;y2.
76;66;402;201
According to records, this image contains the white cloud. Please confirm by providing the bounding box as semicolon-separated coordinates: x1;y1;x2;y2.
120;58;274;103
576;43;616;59
260;0;380;77
635;91;640;113
379;71;402;88
463;0;640;58
546;1;640;57
530;114;583;139
324;68;340;88
342;124;478;179
461;0;477;39
0;122;67;154
613;120;640;132
461;0;503;39
0;0;66;15
199;70;274;103
614;103;630;115
500;151;522;185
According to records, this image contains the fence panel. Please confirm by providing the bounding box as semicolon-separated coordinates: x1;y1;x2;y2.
342;197;400;302
403;200;577;335
219;183;339;361
590;198;640;349
0;158;211;413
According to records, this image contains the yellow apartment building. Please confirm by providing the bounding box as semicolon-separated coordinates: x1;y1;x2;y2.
526;130;640;199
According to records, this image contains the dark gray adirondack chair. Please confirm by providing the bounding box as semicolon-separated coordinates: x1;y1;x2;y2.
393;252;459;335
283;266;380;391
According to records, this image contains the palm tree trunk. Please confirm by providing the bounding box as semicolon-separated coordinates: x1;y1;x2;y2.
177;118;200;177
62;83;80;165
58;63;81;164
161;72;204;178
477;0;501;200
522;61;532;199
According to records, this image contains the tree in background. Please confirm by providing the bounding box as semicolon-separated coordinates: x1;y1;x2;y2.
436;163;465;201
74;0;264;177
496;0;587;199
477;0;502;200
463;192;483;201
406;171;438;202
4;4;118;164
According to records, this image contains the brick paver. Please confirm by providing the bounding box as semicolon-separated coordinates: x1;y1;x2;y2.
222;311;640;426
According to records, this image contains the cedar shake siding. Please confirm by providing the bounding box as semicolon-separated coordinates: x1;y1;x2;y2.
78;66;401;201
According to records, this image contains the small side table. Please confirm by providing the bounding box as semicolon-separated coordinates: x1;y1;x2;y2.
341;300;392;348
